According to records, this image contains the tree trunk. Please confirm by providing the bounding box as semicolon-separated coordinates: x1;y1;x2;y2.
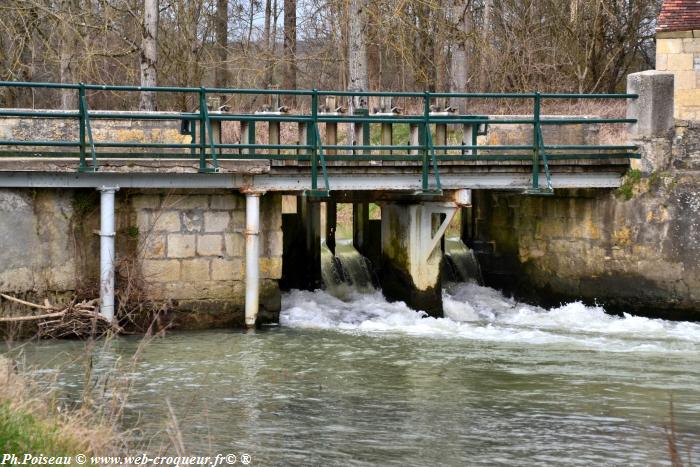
262;0;274;88
348;0;368;146
215;0;228;92
283;0;297;103
348;0;368;104
140;0;158;111
59;0;79;110
479;0;494;91
450;0;471;111
433;4;449;93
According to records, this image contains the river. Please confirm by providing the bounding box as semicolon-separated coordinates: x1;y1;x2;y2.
7;279;700;466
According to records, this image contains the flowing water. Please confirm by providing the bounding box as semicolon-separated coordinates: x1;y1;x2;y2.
5;243;700;465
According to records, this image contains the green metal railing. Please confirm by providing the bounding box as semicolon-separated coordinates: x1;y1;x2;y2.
0;81;639;195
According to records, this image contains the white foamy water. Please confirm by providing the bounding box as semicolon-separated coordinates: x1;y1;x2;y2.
280;282;700;353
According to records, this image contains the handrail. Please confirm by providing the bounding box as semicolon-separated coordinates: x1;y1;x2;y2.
0;81;639;193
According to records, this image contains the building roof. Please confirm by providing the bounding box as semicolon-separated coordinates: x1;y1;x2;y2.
657;0;700;33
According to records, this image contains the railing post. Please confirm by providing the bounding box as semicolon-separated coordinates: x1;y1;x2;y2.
422;91;431;192
532;92;541;190
311;90;319;190
198;88;207;171
78;83;87;171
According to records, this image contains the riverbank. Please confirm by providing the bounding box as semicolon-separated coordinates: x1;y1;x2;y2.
0;356;119;461
6;283;698;465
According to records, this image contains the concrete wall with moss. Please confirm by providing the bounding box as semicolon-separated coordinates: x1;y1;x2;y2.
472;122;700;319
0;189;283;327
0;114;190;152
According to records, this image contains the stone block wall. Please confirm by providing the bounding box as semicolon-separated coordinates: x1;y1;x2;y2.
0;189;283;327
0;189;79;301
129;191;282;326
472;122;700;320
0;113;190;152
657;31;700;120
483;117;600;147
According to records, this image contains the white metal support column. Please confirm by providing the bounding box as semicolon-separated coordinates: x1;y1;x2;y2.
98;186;119;321
244;191;263;327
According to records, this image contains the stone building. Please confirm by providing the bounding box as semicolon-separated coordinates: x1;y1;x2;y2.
656;0;700;119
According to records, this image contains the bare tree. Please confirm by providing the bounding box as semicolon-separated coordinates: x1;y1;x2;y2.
283;0;297;98
348;0;368;102
262;0;276;88
450;0;472;111
215;0;228;91
59;0;80;109
0;0;663;111
140;0;158;110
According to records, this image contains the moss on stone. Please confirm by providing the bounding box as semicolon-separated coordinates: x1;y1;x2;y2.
617;169;643;200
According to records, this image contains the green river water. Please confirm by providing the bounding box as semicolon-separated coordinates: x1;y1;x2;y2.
5;281;700;466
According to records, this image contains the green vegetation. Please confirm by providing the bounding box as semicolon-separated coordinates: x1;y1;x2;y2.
617;169;642;200
0;401;84;458
72;191;98;220
369;124;462;148
0;357;115;462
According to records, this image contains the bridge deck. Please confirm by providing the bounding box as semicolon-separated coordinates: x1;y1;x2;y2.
0;82;639;194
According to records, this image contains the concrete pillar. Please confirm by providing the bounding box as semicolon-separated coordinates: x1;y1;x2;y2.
297;122;308;157
212;114;222;143
462;124;475;156
627;71;675;173
241;121;255;156
627;71;674;137
298;196;322;289
326;122;337;155
380;202;456;317
269;121;280;156
435;123;447;155
381;122;393;155
244;191;262;328
353;108;369;155
323;97;338;156
98;186;119;322
353;202;370;256
409;124;420;155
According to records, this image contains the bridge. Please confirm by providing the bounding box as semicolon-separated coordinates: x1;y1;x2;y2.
0;81;642;328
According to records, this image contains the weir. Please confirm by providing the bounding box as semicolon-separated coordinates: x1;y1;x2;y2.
0;78;669;327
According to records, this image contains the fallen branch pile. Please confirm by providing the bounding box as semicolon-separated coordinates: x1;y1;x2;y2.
0;294;122;338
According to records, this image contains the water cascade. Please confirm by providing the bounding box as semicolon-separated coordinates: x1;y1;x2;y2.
443;237;483;284
321;239;377;294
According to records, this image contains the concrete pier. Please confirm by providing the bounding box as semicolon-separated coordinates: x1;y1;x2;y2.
379;202;457;317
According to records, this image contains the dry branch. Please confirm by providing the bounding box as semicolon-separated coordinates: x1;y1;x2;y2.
0;295;121;339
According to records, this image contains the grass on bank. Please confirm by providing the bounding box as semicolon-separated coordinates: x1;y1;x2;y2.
0;400;87;458
0;357;119;462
